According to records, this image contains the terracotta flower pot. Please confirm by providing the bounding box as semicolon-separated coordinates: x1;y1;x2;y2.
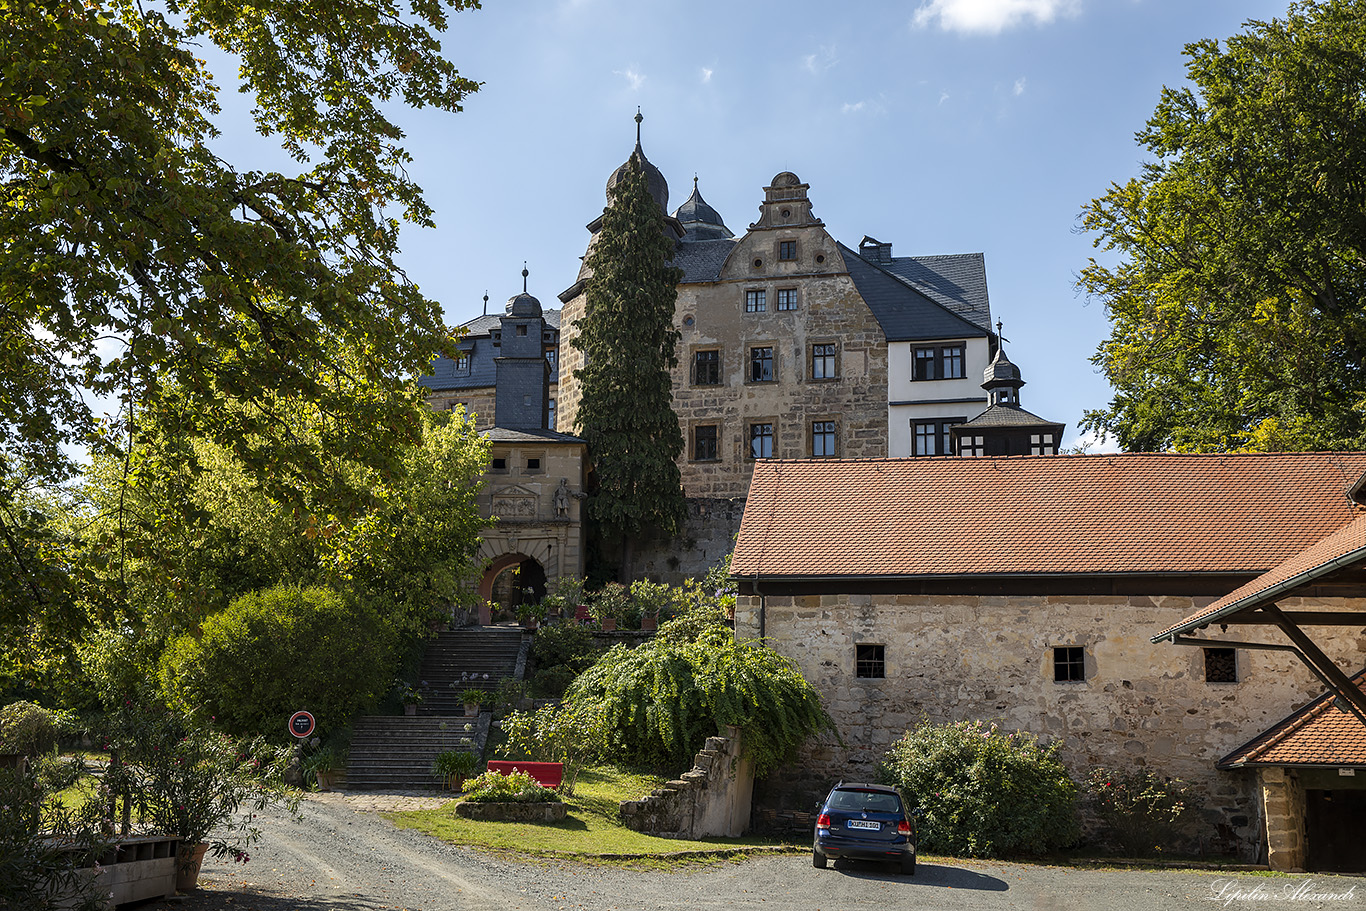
641;613;658;631
600;617;617;631
176;842;209;892
404;703;418;716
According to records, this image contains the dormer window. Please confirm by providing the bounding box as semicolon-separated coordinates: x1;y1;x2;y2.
454;351;471;375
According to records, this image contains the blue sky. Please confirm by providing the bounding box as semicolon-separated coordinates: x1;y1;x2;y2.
219;0;1291;450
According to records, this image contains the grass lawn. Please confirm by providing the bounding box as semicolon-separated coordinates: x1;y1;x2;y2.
386;765;799;865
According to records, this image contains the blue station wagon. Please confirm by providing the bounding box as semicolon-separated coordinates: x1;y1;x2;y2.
812;782;916;874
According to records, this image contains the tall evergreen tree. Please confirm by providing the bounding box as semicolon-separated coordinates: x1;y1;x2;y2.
572;156;686;578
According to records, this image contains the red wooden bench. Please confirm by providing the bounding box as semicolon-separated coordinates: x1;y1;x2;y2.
574;604;592;622
486;760;563;790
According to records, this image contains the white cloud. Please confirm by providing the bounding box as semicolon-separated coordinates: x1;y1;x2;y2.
700;67;713;84
1013;76;1027;96
803;45;838;74
938;91;951;105
842;101;865;114
1067;428;1123;455
912;0;1081;34
614;67;645;91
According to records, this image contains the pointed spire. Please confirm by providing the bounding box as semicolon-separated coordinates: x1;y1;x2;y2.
635;107;643;146
522;262;529;293
482;290;488;316
996;319;1006;350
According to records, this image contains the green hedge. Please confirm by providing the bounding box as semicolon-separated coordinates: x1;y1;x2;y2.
159;585;395;736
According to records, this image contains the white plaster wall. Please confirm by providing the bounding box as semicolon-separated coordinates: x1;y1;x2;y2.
886;337;991;457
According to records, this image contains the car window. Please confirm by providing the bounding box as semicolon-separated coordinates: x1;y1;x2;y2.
828;790;901;813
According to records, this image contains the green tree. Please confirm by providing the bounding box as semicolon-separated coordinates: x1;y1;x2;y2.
1080;0;1366;452
1;0;480;614
571;156;686;578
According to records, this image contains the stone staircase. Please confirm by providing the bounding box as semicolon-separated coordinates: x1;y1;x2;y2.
344;714;491;791
417;625;525;717
343;625;525;791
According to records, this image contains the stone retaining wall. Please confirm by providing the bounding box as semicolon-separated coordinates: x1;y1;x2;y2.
454;800;567;822
620;726;754;838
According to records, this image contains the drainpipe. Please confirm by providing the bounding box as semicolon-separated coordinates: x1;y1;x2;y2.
753;574;765;641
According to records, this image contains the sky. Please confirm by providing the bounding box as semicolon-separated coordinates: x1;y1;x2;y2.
214;0;1294;451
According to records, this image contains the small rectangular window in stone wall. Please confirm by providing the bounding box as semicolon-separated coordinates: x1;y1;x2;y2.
856;644;885;678
1053;646;1085;682
1204;647;1237;683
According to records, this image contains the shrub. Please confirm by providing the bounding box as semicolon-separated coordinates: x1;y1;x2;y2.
431;750;480;787
1085;768;1194;856
0;701;72;755
628;578;677;622
567;624;834;775
530;666;576;698
462;769;560;803
590;582;632;626
876;720;1079;858
0;764;110;911
159;585;396;735
501;701;607;796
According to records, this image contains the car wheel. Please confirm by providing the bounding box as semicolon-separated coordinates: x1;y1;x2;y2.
812;848;827;869
900;853;915;876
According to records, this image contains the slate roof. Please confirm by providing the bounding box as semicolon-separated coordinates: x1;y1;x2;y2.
485;427;584;444
1154;512;1366;640
879;253;993;333
1217;669;1366;768
839;243;990;343
416;310;561;392
673;238;737;283
730;453;1366;580
956;404;1064;429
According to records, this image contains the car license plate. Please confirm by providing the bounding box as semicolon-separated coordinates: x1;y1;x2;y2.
847;820;880;831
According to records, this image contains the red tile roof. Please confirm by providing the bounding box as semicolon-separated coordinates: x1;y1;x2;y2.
1219;670;1366;768
1154;513;1366;640
731;453;1366;579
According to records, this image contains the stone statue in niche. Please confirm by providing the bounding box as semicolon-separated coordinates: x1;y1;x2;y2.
554;478;570;517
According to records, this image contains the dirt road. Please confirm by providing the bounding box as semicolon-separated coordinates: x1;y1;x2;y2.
156;794;1363;911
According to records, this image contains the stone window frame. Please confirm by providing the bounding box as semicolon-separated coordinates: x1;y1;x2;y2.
691;423;720;462
1204;647;1238;684
524;450;546;475
490;451;510;474
776;288;799;311
855;643;885;679
809;340;839;382
747;419;777;460
810;417;839;459
748;345;777;384
1053;645;1086;683
745;289;767;313
692;347;722;386
778;239;798;261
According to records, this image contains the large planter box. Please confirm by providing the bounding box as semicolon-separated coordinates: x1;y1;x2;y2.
53;835;181;910
454;801;566;822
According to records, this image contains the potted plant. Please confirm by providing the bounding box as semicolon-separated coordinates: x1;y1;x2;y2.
124;720;298;891
302;746;343;791
396;682;423;715
431;750;480;791
516;601;546;631
629;579;674;632
591;582;630;631
456;688;487;717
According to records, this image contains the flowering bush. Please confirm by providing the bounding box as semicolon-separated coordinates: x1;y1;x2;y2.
0;762;110;911
1085;768;1193;856
501;701;607;796
461;769;561;804
876;719;1079;858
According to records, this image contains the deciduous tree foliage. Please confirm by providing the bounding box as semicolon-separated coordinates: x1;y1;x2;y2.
1080;0;1366;452
1;0;480;602
571;157;686;574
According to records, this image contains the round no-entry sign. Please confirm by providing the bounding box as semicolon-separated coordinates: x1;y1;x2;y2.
288;711;316;739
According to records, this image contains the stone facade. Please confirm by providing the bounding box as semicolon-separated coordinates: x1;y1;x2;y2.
1260;768;1306;872
734;591;1366;859
426;386;499;431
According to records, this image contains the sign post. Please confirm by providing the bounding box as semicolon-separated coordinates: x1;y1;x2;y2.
288;710;315;740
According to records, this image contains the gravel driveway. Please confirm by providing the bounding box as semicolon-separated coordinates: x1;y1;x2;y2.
147;793;1364;911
